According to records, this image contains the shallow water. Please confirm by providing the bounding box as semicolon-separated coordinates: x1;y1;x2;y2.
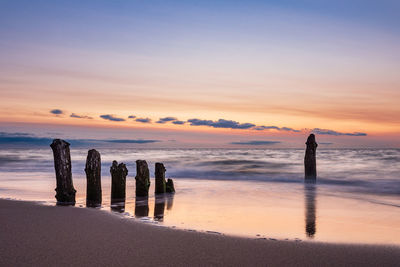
0;148;399;244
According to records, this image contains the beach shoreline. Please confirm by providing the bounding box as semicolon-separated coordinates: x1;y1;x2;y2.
1;198;400;266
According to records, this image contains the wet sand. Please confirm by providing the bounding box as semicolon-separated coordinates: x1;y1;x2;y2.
1;199;400;266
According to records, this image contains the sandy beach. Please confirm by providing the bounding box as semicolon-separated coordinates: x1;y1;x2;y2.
1;199;399;266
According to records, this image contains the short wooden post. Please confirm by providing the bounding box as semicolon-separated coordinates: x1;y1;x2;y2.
85;149;102;207
304;134;318;180
166;178;175;193
135;160;150;197
110;160;128;204
155;162;166;194
50;139;76;205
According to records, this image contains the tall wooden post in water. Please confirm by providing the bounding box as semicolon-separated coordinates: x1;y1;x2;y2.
155;162;166;194
110;161;128;203
85;149;102;207
304;134;318;180
50;139;76;205
135;160;150;197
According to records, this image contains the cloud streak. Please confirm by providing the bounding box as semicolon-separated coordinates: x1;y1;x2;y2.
312;128;367;136
0;132;161;146
156;117;178;124
135;118;151;123
100;114;126;122
70;113;93;119
50;109;63;115
254;125;301;132
230;140;281;145
188;119;255;129
172;120;185;125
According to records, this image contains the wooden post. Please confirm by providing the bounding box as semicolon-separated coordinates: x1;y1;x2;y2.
50;139;76;205
155;162;166;194
304;134;318;180
85;149;102;207
135;160;150;197
166;178;175;193
110;160;128;204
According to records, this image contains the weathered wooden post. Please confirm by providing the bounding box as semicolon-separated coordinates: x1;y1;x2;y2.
166;178;175;193
110;160;128;204
304;134;318;180
155;162;166;194
135;160;150;197
85;149;102;207
50;139;76;205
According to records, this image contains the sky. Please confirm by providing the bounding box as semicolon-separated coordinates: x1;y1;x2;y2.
0;0;399;148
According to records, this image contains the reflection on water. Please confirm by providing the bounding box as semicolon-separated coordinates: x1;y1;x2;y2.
110;201;125;213
154;193;175;221
154;194;166;221
166;193;174;210
1;169;400;245
304;182;317;238
135;196;149;217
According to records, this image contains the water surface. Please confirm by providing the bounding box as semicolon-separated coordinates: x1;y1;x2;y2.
0;148;399;244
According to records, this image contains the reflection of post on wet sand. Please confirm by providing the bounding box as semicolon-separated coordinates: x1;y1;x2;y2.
110;200;125;213
154;194;166;221
166;193;174;210
135;196;149;218
304;181;317;238
154;193;175;222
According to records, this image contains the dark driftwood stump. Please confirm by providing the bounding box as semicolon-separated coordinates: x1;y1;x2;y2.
110;160;128;204
135;160;150;197
166;178;175;193
304;134;318;180
155;162;166;194
85;149;102;207
50;139;76;205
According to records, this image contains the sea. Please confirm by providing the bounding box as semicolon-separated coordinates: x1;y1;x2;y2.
0;147;399;244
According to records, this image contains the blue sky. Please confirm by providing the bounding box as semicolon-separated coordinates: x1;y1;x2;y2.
0;0;399;147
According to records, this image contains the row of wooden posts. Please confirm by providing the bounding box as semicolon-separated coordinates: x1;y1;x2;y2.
50;134;318;206
50;139;175;206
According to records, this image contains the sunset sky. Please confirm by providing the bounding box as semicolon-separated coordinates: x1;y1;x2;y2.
0;0;399;148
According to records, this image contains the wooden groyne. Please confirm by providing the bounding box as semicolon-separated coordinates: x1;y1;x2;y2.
50;139;76;205
304;134;318;180
85;149;102;207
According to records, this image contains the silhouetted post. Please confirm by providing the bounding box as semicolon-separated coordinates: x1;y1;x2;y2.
155;163;166;194
135;160;150;197
85;149;102;207
166;178;175;193
50;139;76;205
304;134;318;180
110;161;128;203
